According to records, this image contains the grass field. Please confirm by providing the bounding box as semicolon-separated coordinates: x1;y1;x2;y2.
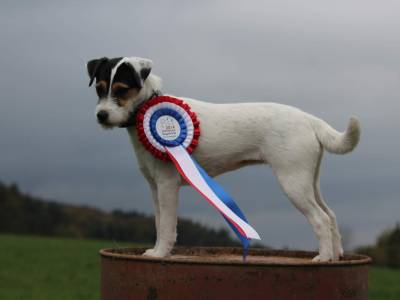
0;234;137;300
369;267;400;300
0;234;399;300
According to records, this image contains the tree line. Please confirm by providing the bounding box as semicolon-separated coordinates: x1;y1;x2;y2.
0;181;239;247
356;224;400;268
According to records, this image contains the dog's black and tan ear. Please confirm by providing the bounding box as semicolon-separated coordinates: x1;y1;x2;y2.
138;58;153;82
86;57;107;87
124;57;153;84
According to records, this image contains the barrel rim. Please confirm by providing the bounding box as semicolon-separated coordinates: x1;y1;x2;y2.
99;247;372;267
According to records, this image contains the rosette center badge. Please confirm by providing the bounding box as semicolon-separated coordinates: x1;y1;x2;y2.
156;116;180;141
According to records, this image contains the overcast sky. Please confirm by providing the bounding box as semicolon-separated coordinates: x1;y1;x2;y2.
0;0;399;250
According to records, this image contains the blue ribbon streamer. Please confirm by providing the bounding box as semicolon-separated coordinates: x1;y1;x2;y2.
190;157;250;260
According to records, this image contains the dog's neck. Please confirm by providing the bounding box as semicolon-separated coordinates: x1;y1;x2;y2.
119;74;163;128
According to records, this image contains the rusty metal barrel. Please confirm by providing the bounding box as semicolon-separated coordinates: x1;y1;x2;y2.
100;247;371;300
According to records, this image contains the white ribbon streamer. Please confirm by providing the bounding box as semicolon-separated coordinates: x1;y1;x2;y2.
166;145;261;240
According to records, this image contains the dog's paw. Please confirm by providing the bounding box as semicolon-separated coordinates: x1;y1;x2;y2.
312;253;337;262
142;248;170;258
312;255;322;262
143;248;158;257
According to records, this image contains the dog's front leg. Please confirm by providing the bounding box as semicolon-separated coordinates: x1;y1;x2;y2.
145;176;180;258
143;182;160;257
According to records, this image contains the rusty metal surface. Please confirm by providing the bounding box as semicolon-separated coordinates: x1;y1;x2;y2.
100;247;371;300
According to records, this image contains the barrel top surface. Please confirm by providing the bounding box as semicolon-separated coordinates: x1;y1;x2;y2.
100;247;371;267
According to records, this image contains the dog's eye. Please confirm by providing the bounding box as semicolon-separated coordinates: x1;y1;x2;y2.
96;85;105;95
113;87;130;97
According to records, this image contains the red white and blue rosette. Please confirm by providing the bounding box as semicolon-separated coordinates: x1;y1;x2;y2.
136;96;261;258
136;96;200;161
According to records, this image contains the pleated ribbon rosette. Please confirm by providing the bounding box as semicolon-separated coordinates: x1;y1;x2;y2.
136;96;260;257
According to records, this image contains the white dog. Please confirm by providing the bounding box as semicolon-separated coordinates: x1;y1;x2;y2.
86;56;360;262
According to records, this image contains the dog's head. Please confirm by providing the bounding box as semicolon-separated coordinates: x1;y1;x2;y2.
86;56;156;129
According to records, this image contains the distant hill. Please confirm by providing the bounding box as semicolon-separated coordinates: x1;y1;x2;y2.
0;181;239;247
357;223;400;268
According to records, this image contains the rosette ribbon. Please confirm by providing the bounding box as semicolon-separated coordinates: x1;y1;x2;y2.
136;96;261;258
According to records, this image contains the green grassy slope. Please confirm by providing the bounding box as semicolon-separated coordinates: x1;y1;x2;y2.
369;267;400;300
0;234;139;300
0;234;399;300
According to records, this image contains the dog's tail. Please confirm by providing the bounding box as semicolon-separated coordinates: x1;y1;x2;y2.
310;116;361;154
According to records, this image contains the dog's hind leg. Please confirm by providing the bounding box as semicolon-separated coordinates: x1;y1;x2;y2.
314;180;343;259
314;147;343;259
313;151;343;259
274;167;334;262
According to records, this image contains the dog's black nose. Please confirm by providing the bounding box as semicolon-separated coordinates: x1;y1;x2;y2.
97;110;109;123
